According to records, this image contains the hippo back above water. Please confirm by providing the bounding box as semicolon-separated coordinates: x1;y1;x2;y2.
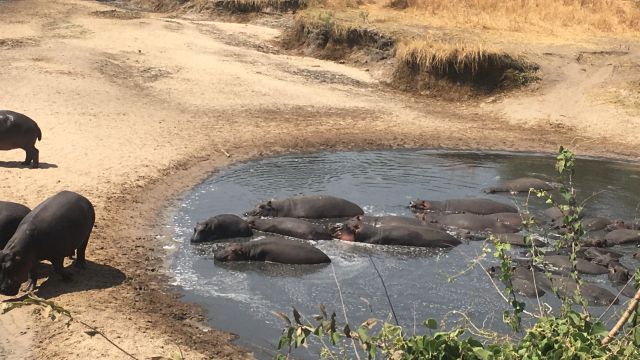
214;238;331;264
247;217;332;240
0;191;95;296
0;110;42;168
0;201;31;249
410;198;517;215
245;195;363;219
483;177;552;194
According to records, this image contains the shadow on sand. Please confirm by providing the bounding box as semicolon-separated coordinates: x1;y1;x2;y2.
0;161;58;169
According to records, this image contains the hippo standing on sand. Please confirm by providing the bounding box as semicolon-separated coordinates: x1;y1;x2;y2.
483;177;552;194
332;221;460;248
409;198;517;215
245;195;363;219
0;201;31;249
246;217;332;240
214;238;331;264
0;110;42;168
0;191;95;295
191;214;252;243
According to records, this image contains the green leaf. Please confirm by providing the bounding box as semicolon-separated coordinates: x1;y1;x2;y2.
473;347;493;360
277;335;289;350
424;318;438;330
357;326;369;342
293;308;302;325
331;331;340;345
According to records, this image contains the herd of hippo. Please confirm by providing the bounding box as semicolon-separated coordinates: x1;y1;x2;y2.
194;176;640;306
0;191;95;296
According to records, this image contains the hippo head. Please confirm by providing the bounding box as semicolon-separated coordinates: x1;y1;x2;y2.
606;219;627;232
0;251;29;296
331;222;360;242
214;244;247;262
191;219;220;243
245;201;276;217
245;216;259;229
409;200;432;211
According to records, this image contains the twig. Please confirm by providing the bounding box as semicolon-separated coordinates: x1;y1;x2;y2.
602;287;640;345
597;275;636;323
75;319;140;360
219;148;231;157
330;263;361;360
367;255;399;326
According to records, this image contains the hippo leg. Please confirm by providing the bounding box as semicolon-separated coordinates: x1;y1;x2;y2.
25;265;39;292
52;257;72;281
73;237;89;269
30;147;39;168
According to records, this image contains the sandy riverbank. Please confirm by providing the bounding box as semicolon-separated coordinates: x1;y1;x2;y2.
1;0;639;358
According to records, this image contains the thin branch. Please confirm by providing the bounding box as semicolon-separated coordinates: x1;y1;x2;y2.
603;287;640;345
368;255;399;326
330;263;361;360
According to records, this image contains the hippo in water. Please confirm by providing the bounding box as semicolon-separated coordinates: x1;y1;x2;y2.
0;110;42;168
0;191;94;295
191;214;252;243
245;195;363;219
214;238;330;264
483;177;552;194
409;198;517;215
547;274;618;306
542;255;609;275
418;213;520;234
246;217;332;240
344;215;441;229
0;201;31;249
332;221;460;248
493;233;545;247
604;229;640;245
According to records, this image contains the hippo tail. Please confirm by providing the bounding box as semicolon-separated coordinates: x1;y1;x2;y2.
36;125;42;141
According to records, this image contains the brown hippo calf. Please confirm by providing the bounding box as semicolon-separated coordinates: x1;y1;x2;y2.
409;198;517;215
0;201;31;249
0;191;95;295
245;195;363;219
214;238;330;264
0;110;42;168
604;229;640;245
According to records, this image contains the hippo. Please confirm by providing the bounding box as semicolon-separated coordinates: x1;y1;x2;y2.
604;229;640;246
0;191;94;295
191;214;252;243
0;110;42;168
246;217;331;240
245;195;363;219
409;198;517;215
483;177;552;194
549;275;618;306
493;233;545;247
214;238;330;264
0;201;31;249
543;207;584;228
510;265;550;297
579;248;622;267
608;262;637;298
418;213;520;234
332;222;460;248
344;215;441;229
543;255;609;275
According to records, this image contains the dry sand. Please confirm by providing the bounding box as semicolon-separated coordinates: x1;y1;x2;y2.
0;0;639;358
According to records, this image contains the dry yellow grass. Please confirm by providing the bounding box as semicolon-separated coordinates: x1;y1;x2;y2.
319;0;640;37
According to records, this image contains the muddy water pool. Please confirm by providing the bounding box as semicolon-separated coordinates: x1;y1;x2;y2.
168;150;640;358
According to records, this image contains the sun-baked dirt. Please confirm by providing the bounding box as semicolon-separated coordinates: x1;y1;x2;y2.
0;0;639;359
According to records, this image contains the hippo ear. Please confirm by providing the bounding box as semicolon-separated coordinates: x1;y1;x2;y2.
266;200;273;208
356;215;363;221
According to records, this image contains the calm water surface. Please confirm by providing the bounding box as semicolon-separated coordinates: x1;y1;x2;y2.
168;150;640;358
